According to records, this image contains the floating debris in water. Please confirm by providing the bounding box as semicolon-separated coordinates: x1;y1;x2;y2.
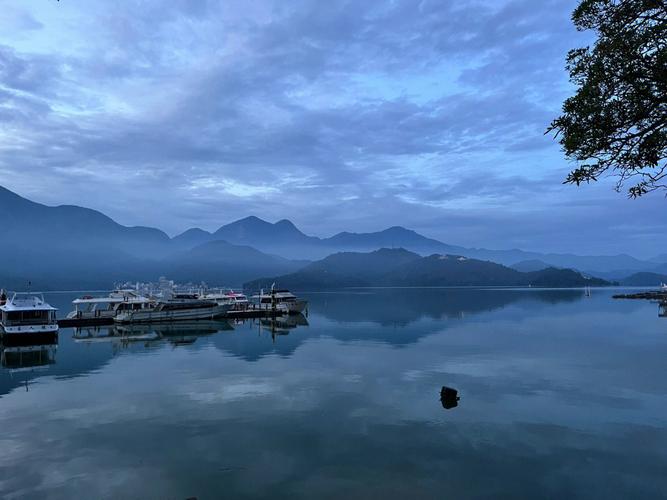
440;386;460;410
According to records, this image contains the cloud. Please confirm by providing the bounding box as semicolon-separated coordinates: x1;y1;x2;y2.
0;0;663;256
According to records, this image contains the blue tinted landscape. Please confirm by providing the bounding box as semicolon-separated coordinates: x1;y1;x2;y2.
1;0;666;498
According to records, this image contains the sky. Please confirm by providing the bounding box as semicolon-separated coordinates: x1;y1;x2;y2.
0;0;665;258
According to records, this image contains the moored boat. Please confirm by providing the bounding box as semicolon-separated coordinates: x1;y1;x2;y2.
0;292;59;343
67;289;154;320
201;290;249;310
251;287;307;315
114;297;231;324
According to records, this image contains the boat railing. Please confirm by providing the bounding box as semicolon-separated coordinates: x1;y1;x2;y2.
7;292;49;306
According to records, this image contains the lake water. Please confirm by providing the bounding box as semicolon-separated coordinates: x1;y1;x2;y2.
1;288;666;499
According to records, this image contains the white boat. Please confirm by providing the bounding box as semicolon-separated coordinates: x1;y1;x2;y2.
0;292;59;339
251;288;307;314
201;290;249;310
114;297;232;324
67;289;154;320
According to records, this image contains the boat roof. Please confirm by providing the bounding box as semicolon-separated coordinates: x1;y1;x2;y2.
0;293;57;311
72;296;150;305
254;290;296;297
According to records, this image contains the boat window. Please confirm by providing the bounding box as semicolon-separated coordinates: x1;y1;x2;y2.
3;310;52;325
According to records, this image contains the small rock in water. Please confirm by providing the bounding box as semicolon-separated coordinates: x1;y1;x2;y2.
440;386;460;410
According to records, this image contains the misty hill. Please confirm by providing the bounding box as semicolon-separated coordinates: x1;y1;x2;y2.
214;216;319;247
0;186;169;254
379;255;611;287
244;249;613;290
510;259;553;272
244;248;421;289
162;240;307;286
0;186;172;288
323;226;465;255
620;272;667;286
0;185;656;288
0;187;305;289
177;215;656;275
171;228;214;249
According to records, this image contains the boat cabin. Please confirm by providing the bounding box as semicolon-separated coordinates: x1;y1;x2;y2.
0;293;59;336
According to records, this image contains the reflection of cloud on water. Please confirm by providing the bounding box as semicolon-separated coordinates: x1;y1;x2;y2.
0;290;666;497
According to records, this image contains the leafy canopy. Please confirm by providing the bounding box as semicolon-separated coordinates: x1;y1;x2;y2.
549;0;667;197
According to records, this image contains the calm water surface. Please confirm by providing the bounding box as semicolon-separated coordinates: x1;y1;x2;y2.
1;288;666;499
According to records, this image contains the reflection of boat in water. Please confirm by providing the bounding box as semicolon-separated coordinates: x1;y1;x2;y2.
1;340;57;372
0;292;59;345
259;313;309;334
659;301;667;318
72;327;160;343
251;288;308;315
169;337;197;346
67;290;153;320
114;296;232;324
74;320;235;345
114;320;234;337
258;313;309;341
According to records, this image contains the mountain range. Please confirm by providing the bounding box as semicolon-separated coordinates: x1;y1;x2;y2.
0;185;664;289
166;213;665;279
244;249;613;290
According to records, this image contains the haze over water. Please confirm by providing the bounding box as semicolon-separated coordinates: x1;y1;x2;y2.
1;288;666;499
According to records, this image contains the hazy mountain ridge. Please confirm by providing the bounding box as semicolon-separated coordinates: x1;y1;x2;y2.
0;187;305;288
0;185;657;288
175;211;658;275
620;272;667;286
161;240;308;286
510;259;554;272
244;249;614;290
0;186;169;253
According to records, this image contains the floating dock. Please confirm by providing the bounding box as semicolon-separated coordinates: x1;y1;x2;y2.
612;290;667;300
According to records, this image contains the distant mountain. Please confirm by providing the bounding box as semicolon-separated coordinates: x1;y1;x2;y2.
214;216;320;247
0;187;308;289
171;228;214;249
0;186;169;254
245;248;421;289
0;186;173;288
178;216;657;274
380;255;611;287
620;272;667;286
510;259;553;273
461;248;651;275
162;240;307;286
244;249;613;290
323;226;465;255
521;267;612;288
649;254;667;263
0;185;653;289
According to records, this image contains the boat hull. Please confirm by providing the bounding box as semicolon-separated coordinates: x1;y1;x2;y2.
0;328;58;347
287;300;307;314
253;300;307;314
114;304;231;324
66;310;116;320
